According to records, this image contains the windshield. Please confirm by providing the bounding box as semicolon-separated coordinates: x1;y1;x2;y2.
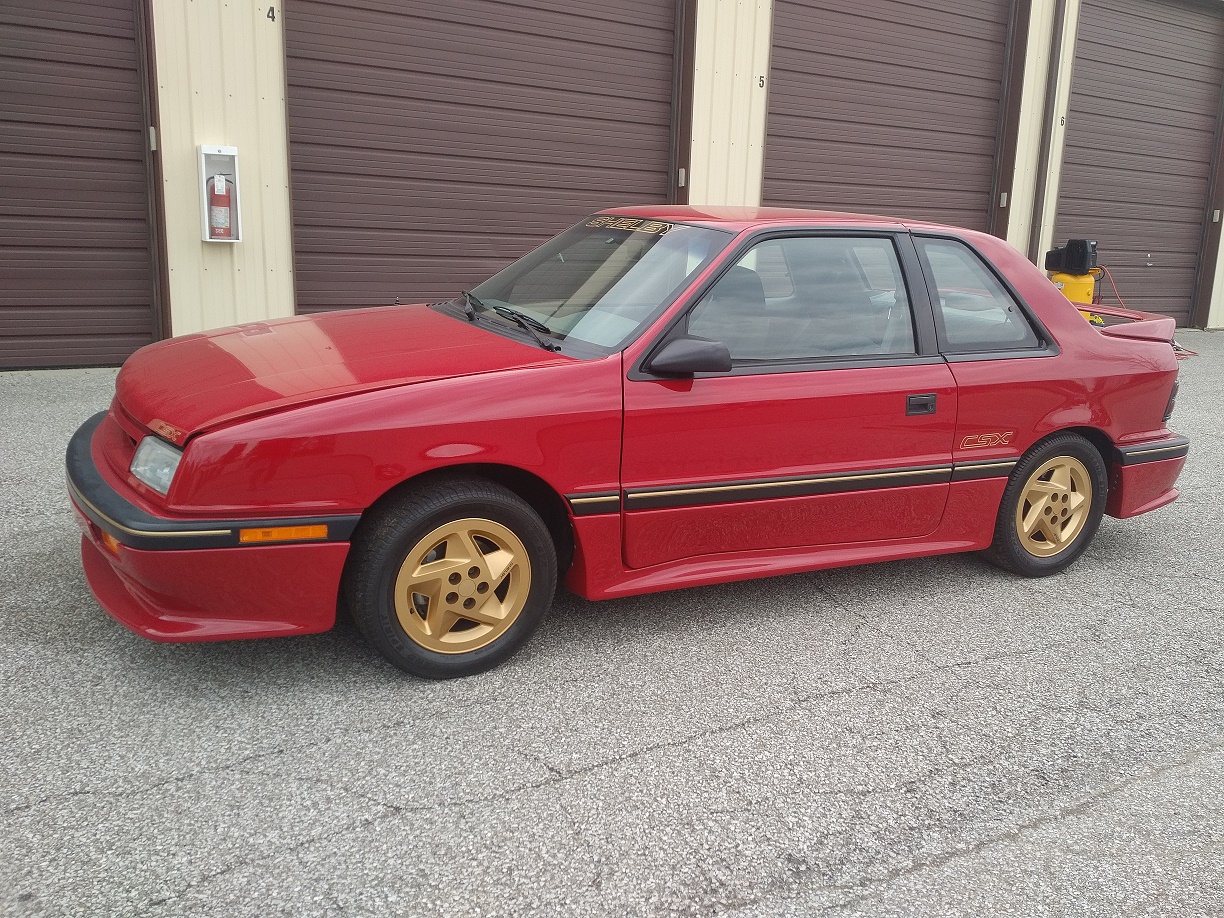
468;215;731;351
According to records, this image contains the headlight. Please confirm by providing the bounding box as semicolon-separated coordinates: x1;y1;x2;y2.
130;436;183;495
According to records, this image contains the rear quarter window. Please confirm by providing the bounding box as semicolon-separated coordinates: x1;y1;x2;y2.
918;238;1041;353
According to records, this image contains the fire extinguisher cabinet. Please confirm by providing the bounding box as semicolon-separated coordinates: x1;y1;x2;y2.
198;145;241;243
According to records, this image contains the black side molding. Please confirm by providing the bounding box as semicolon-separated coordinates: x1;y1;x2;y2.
624;463;955;512
565;492;622;517
1115;436;1190;467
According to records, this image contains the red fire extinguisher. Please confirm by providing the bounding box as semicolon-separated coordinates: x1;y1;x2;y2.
208;174;232;239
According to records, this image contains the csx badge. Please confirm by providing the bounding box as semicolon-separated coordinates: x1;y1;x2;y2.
961;431;1014;449
149;418;186;444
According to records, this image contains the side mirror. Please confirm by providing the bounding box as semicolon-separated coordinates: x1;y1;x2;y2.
646;335;732;376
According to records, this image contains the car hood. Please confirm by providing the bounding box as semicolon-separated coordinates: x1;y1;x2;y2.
115;305;567;443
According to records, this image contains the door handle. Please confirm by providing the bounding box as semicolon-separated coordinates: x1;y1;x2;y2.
906;393;937;416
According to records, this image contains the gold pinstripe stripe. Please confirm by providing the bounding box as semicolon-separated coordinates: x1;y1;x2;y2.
68;478;231;540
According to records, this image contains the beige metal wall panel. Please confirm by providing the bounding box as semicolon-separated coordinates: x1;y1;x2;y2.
1031;0;1080;265
689;0;774;206
1005;0;1058;252
1210;239;1224;328
151;0;295;335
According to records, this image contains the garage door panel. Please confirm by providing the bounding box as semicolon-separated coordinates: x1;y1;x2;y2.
1055;0;1224;324
766;83;1006;134
286;0;676;312
793;0;1006;43
1063;156;1213;188
0;1;156;368
288;94;671;155
1057;188;1209;219
1072;71;1222;115
293;0;674;43
763;0;1012;231
290;73;672;126
0;216;149;250
289;166;668;207
2;306;155;334
1059;165;1212;200
289;129;671;178
1076;20;1221;60
291;33;673;102
1083;254;1200;276
0;124;147;160
3;154;147;192
290;154;670;193
761;184;989;220
0;335;153;369
772;41;1002;85
0;23;137;69
289;5;673;94
1061;114;1215;157
1;0;136;37
765;141;996;180
767;116;1000;156
292;263;523;307
0;59;143;111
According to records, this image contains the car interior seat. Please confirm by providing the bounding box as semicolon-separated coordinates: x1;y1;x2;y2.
687;264;768;357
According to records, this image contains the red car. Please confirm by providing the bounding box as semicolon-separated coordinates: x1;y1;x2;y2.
67;207;1189;678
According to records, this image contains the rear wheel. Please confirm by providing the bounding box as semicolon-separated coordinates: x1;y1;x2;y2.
985;433;1107;577
345;478;557;678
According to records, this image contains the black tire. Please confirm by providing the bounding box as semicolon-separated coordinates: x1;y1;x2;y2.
344;477;557;678
984;433;1108;577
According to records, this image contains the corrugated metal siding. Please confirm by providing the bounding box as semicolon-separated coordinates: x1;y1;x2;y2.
761;0;1013;230
285;0;677;313
0;0;155;368
1054;0;1224;324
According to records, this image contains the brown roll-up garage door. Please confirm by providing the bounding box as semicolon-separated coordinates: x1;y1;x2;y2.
762;0;1013;231
0;0;158;369
285;0;678;313
1054;0;1224;325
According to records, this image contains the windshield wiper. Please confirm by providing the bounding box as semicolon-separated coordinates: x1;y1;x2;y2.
490;304;560;352
458;290;481;321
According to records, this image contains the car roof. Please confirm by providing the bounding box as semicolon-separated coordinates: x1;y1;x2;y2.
601;205;912;233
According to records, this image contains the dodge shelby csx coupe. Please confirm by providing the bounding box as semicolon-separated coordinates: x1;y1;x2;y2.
68;207;1189;678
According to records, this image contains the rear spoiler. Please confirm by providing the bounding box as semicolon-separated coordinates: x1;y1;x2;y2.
1100;315;1176;343
1077;304;1176;344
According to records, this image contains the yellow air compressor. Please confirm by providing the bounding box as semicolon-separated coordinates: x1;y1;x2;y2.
1045;238;1104;325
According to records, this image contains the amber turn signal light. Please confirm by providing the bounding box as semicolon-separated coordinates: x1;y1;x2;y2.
238;524;328;544
100;530;122;556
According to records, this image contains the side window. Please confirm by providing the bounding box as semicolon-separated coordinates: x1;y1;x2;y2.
687;236;916;362
918;238;1041;352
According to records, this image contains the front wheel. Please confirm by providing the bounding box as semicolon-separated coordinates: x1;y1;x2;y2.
344;478;557;678
985;433;1108;577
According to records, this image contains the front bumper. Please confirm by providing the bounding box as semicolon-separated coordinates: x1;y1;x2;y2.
68;411;359;641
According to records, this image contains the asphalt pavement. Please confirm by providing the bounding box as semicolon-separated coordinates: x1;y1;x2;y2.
1;330;1222;918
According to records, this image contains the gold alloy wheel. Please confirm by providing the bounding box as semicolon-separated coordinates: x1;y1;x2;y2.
1015;455;1093;558
393;518;531;654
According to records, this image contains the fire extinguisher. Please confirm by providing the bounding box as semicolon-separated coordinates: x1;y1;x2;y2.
208;173;233;239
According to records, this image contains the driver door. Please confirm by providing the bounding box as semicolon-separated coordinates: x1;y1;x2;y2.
620;233;957;570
